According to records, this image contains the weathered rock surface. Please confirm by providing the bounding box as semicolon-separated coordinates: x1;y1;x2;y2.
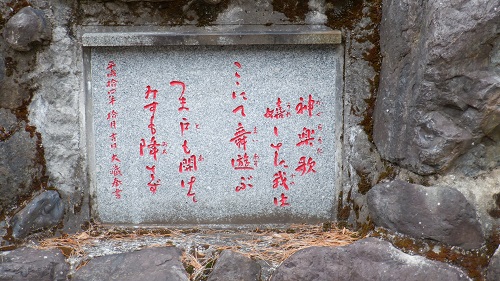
487;245;500;281
207;250;261;281
72;247;189;281
3;7;52;51
0;55;4;82
0;247;69;281
0;125;43;217
270;238;471;281
367;180;484;249
373;0;500;175
10;190;64;239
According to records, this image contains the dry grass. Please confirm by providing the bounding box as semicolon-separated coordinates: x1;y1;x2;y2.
37;223;361;280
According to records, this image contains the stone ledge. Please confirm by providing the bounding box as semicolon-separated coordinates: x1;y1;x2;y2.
81;25;341;46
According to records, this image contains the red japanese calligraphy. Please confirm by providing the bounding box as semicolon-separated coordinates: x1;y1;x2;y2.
108;95;117;105
145;85;158;99
231;153;254;170
170;81;188;111
110;164;122;177
296;94;315;117
182;140;191;154
230;123;251;151
111;177;122;188
274;193;290;207
232;105;246;117
296;127;315;147
112;188;122;199
107;110;118;120
111;154;121;162
264;98;291;119
272;171;289;190
107;69;116;77
295;156;317;175
181;176;197;202
270;143;288;167
232;91;248;100
179;155;198;173
145;165;161;194
235;176;253;192
180;118;190;136
107;61;116;70
139;136;160;161
106;60;123;199
107;79;117;88
253;153;259;167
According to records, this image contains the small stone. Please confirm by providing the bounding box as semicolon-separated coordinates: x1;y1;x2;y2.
10;190;64;239
367;180;484;249
207;250;261;281
0;247;69;281
3;7;52;51
486;245;500;281
72;247;189;281
270;238;471;281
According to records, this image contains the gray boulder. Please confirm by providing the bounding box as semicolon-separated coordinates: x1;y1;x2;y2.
10;190;64;239
207;250;261;281
0;247;69;281
367;180;484;249
270;238;471;281
3;7;52;51
0;125;44;217
373;0;500;175
72;247;189;281
487;245;500;281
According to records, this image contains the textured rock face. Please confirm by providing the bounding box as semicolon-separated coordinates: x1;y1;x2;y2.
271;238;471;281
3;7;51;51
487;246;500;281
0;247;69;281
72;247;189;281
0;117;44;217
367;180;484;249
10;190;64;239
0;55;4;82
207;250;261;281
373;0;500;175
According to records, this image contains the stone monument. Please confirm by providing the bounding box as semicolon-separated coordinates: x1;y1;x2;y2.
84;26;343;225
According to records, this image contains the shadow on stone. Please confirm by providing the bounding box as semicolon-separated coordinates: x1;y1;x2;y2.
10;190;64;239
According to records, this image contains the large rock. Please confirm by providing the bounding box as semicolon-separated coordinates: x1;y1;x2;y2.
207;250;261;281
271;238;470;281
10;190;64;239
367;180;484;249
0;125;44;217
373;0;500;175
72;247;189;281
0;247;69;281
487;246;500;281
3;7;52;51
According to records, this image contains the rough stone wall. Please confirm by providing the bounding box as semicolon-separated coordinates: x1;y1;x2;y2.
1;0;382;243
1;0;499;279
373;0;499;237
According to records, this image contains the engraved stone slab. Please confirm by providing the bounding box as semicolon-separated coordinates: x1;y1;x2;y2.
88;44;342;225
